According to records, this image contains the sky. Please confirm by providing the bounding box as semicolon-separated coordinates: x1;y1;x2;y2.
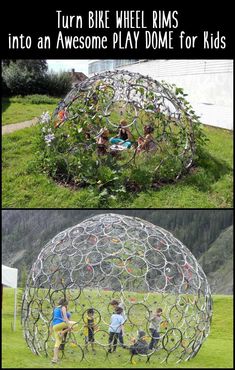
47;59;91;75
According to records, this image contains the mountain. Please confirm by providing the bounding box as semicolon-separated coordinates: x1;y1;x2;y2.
1;210;233;294
199;225;233;294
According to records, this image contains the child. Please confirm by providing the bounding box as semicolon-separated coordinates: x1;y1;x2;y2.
96;127;110;155
110;299;126;347
148;308;163;350
83;308;97;353
108;306;125;353
50;298;72;363
109;119;133;149
130;330;149;355
57;311;73;351
137;125;156;153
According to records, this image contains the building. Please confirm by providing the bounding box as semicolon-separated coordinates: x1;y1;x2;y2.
88;59;233;130
68;69;87;86
88;60;139;75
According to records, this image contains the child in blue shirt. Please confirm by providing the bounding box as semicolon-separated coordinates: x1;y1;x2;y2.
50;298;72;363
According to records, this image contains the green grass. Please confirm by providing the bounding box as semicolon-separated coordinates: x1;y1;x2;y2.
2;96;59;125
2;288;233;368
2;124;233;208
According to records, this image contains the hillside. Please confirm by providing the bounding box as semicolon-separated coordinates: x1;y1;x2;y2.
2;210;233;294
199;225;233;294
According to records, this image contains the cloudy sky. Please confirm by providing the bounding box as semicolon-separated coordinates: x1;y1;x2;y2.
47;59;92;74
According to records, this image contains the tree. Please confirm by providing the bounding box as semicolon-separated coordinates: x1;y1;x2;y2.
2;62;41;95
2;60;71;96
20;263;28;289
2;60;48;95
2;59;48;74
15;60;48;75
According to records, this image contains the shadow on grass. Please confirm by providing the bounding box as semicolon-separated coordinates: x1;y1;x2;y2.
1;97;11;114
183;149;232;192
33;148;232;198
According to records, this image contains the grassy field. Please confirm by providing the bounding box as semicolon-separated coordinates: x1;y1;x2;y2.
2;123;233;208
2;288;233;368
2;96;59;125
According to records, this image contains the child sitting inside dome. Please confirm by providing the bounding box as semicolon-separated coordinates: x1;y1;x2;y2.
110;119;133;150
137;125;157;153
96;127;110;155
130;330;149;355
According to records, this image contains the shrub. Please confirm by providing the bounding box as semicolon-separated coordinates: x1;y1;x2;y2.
45;71;72;97
9;95;59;105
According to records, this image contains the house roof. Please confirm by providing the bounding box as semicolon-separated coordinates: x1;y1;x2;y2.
68;70;88;83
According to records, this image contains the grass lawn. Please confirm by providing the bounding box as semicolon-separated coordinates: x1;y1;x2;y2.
2;124;233;208
2;288;233;368
2;96;59;125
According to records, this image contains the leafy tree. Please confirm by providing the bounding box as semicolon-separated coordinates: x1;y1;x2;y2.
2;59;47;75
2;62;42;95
2;60;71;96
16;60;47;75
46;71;72;96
